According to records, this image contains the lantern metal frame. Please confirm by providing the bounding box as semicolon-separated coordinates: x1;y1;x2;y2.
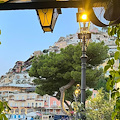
36;8;59;32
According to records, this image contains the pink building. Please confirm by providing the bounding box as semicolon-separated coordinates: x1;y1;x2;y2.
44;96;62;115
91;89;98;99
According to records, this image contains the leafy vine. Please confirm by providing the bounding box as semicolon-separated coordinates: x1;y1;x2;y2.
104;24;120;119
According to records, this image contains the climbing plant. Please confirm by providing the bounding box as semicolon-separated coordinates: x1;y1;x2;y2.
104;24;120;119
0;100;11;120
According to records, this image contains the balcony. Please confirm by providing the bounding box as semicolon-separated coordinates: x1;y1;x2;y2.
14;99;26;101
20;106;25;108
25;106;31;108
9;98;14;100
35;99;43;101
12;106;18;108
51;105;61;109
2;94;8;97
26;98;35;100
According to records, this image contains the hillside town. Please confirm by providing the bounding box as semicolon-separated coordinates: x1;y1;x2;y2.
0;25;118;120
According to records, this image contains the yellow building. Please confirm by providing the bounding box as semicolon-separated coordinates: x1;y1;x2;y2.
0;84;45;115
9;92;44;115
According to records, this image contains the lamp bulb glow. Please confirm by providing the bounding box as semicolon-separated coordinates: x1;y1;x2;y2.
81;14;87;20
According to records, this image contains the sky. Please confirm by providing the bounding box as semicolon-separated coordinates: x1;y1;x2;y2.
0;8;80;76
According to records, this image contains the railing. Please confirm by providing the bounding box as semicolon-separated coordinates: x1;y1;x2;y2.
9;98;14;100
25;106;31;108
40;111;62;115
51;105;61;108
12;106;18;108
26;98;35;100
14;99;26;101
35;99;44;101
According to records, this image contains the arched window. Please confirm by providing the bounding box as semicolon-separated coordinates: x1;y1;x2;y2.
32;103;34;107
36;103;37;107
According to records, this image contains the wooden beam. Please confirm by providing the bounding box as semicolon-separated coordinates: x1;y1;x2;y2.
0;1;83;10
0;0;108;10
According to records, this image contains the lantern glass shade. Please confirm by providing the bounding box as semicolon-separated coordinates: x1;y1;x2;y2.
76;12;89;22
37;8;59;32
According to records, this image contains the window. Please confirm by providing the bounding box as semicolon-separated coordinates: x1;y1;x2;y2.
53;101;56;106
39;103;41;106
22;103;24;107
32;103;34;107
28;103;30;107
15;103;17;107
93;93;96;98
36;103;37;107
16;96;19;100
22;96;24;100
24;76;27;79
10;103;12;107
16;75;20;79
53;109;56;113
32;96;35;99
27;95;29;99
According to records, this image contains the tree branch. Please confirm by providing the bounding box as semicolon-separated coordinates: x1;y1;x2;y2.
59;79;75;115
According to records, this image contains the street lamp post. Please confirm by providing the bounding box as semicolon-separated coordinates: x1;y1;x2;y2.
76;9;91;120
81;33;87;107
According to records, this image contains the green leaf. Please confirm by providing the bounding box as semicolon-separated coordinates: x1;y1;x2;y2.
107;59;114;65
115;91;119;97
0;114;3;120
115;39;119;46
111;92;115;98
111;111;117;120
0;101;4;113
115;77;120;83
114;51;120;60
117;47;120;50
111;27;115;35
106;78;114;90
2;114;8;120
104;64;111;73
108;27;112;36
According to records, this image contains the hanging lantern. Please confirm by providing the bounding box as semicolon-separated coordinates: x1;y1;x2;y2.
76;12;89;23
36;8;59;32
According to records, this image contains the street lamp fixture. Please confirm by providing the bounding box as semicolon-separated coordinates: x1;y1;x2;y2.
76;9;91;120
76;12;89;23
36;8;60;32
81;14;87;21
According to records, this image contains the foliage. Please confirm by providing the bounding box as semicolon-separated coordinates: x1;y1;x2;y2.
86;89;115;120
0;100;11;120
94;76;108;92
104;23;120;119
29;42;108;102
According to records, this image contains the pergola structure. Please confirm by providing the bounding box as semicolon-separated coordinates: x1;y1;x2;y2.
0;0;109;10
0;0;120;32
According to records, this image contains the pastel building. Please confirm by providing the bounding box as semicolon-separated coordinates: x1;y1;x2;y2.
0;72;35;85
0;83;65;119
91;89;98;99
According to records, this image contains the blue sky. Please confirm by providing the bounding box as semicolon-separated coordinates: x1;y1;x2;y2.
0;8;80;76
